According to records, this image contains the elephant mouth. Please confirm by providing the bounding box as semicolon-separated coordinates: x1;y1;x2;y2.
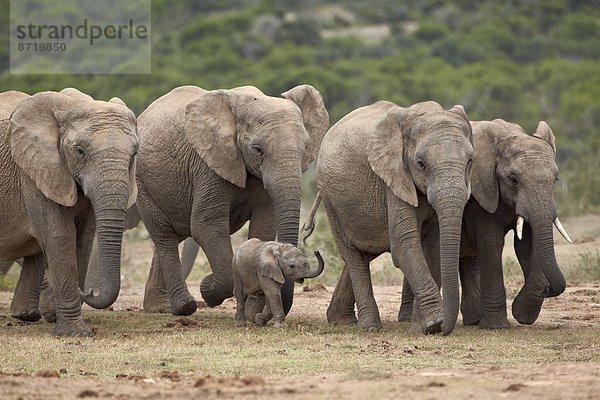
294;278;305;284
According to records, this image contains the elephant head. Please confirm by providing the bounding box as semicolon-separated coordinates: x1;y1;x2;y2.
9;89;138;309
259;243;325;285
368;101;473;335
183;85;328;308
470;119;567;323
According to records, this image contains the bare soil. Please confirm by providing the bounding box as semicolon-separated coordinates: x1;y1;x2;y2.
0;215;598;400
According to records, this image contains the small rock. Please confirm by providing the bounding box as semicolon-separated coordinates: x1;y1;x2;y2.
35;370;59;378
303;283;327;292
77;389;99;398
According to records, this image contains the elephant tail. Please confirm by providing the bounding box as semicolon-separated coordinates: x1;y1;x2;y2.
301;191;322;245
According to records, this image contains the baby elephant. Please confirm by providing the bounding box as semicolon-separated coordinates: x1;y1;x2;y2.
233;238;324;327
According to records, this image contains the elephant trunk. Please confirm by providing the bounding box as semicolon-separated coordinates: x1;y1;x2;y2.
529;213;566;297
82;179;129;309
267;170;303;315
304;251;325;279
433;187;468;336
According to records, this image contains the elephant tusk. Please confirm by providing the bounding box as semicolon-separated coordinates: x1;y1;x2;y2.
515;216;524;240
554;218;573;244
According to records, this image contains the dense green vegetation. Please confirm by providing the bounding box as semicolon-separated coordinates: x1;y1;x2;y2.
1;0;598;214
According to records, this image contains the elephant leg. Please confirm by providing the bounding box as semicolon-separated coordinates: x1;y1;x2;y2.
476;232;510;329
389;201;442;334
512;223;547;325
31;213;91;335
324;201;360;329
143;249;172;313
76;213;95;291
233;273;247;327
245;294;266;323
398;278;414;322
336;242;380;332
408;221;443;332
180;238;199;280
140;194;196;315
39;267;56;323
459;256;482;326
191;205;233;307
10;255;44;322
327;265;358;325
153;239;197;316
255;302;272;327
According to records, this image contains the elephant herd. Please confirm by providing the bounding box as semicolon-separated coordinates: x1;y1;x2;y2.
0;84;571;337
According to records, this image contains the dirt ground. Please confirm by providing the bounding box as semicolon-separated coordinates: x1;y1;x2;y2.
0;215;599;400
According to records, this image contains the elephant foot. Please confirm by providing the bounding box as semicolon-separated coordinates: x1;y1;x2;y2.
273;320;288;328
356;316;383;332
12;308;41;322
397;304;413;322
254;313;269;327
39;286;56;323
462;314;481;326
170;296;198;316
143;283;172;313
326;304;357;326
460;298;481;327
512;290;544;325
235;319;247;328
327;312;358;326
479;314;511;329
53;318;94;337
200;275;232;307
143;293;172;313
424;317;443;334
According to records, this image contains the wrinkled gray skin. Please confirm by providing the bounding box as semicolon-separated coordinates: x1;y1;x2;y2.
0;89;138;336
399;119;566;328
136;85;328;316
5;203;199;317
233;238;324;327
84;204;200;291
309;101;473;335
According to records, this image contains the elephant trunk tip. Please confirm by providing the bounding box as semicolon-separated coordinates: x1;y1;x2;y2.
304;251;325;279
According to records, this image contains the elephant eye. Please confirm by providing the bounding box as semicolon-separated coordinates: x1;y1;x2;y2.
252;144;264;156
416;159;426;171
75;145;86;160
289;264;296;269
508;174;519;186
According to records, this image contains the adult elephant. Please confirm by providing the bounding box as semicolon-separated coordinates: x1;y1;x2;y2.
399;119;570;328
304;101;473;335
136;85;328;315
0;89;138;336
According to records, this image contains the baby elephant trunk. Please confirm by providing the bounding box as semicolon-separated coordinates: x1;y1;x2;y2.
304;251;325;279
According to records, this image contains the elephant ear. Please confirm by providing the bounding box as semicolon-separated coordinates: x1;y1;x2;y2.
9;92;79;207
185;90;246;188
281;85;329;172
533;121;556;155
367;107;418;207
258;244;285;284
470;121;499;214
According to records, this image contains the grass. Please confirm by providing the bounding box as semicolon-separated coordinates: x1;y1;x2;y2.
1;213;598;384
566;251;600;282
0;306;597;380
